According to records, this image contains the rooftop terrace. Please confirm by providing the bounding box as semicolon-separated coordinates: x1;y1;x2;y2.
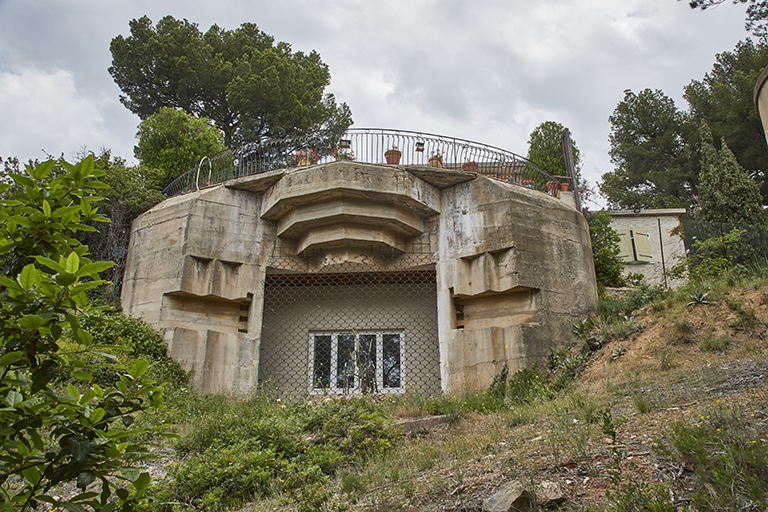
163;128;579;204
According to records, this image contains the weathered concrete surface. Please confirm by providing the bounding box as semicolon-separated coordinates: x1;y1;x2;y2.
754;64;768;147
436;176;596;391
122;160;597;394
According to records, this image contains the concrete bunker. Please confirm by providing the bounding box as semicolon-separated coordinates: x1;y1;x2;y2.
122;139;597;396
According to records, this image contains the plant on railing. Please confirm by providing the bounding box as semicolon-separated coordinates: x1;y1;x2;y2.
293;149;317;166
331;147;355;161
428;151;443;168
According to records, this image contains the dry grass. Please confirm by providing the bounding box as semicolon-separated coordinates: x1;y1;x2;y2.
335;285;768;511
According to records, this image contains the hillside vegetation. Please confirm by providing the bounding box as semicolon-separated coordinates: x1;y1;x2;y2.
98;265;767;512
36;266;768;512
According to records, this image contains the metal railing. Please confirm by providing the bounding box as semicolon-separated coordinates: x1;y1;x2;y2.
163;128;564;198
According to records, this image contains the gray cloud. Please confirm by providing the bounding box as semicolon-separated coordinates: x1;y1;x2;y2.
0;0;752;203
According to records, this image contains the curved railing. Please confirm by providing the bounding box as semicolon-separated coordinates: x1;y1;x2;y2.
163;128;567;198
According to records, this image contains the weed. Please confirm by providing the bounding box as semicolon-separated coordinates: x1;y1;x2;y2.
632;393;652;414
506;364;551;404
338;468;366;495
573;316;596;338
687;289;711;306
657;406;768;511
551;351;588;391
546;408;596;468
668;318;696;345
700;334;730;352
655;350;673;370
611;345;627;361
725;297;759;330
592;483;676;512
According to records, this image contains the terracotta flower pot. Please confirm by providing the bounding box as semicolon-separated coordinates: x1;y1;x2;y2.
546;180;557;193
462;162;478;173
560;182;569;191
384;149;402;164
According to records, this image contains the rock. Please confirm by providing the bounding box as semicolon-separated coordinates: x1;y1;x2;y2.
483;480;530;512
536;481;564;504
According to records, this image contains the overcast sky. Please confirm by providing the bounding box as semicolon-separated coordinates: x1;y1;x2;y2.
0;0;752;205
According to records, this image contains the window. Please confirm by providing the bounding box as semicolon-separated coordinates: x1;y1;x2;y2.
309;331;405;394
617;229;652;264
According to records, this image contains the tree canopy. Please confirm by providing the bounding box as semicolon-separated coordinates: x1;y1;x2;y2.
601;89;698;210
109;15;352;148
684;0;768;37
684;39;768;200
134;107;227;190
601;39;768;210
526;121;581;181
0;156;166;510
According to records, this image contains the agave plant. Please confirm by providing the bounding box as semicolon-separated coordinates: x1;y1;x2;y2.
687;289;711;306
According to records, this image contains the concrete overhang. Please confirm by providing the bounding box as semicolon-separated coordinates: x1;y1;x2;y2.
260;161;441;220
225;168;286;194
296;224;403;255
277;195;423;239
403;166;478;190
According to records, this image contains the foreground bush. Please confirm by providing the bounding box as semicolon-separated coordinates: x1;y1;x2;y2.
146;395;401;511
0;157;166;511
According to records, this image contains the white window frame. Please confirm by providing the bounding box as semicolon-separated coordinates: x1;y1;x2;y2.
308;331;406;395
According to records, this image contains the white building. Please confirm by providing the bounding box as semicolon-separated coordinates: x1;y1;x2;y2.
609;208;687;288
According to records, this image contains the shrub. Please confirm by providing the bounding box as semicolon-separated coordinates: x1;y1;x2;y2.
0;156;166;511
81;312;188;386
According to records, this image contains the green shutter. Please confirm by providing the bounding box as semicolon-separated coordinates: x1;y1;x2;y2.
616;229;633;262
633;230;652;262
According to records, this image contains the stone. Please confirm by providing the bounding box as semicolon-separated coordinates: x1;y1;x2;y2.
536;481;564;505
483;480;529;512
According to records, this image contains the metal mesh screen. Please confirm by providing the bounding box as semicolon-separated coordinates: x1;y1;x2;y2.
259;269;440;398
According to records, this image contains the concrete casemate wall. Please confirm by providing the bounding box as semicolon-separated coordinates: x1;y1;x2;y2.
122;160;597;395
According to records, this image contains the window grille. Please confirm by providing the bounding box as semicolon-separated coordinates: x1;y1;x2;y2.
259;268;440;398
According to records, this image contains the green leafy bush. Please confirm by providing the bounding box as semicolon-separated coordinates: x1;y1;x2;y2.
585;210;627;289
81;312;188;387
151;394;402;511
0;156;167;511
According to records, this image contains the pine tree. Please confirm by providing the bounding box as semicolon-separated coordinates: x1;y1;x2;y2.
699;122;765;225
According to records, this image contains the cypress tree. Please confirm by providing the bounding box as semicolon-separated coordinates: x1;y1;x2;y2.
699;122;765;225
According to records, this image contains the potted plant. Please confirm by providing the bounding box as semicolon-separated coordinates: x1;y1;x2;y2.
522;177;536;189
560;181;569;191
293;149;317;166
428;151;443;168
384;146;402;164
462;161;478;173
332;147;355;161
